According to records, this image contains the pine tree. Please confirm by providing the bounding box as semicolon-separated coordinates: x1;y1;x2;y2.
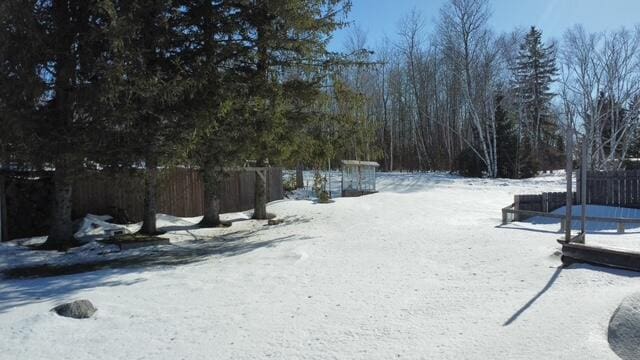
514;26;558;171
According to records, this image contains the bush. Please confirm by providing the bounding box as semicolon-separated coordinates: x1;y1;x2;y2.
312;170;327;196
283;174;297;192
456;148;484;178
519;155;540;179
318;190;330;203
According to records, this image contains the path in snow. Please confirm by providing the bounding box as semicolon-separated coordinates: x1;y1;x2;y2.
1;171;639;359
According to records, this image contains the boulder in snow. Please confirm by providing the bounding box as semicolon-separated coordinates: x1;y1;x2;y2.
608;292;640;360
52;300;97;319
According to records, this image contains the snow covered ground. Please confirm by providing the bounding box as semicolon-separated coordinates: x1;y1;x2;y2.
2;171;640;359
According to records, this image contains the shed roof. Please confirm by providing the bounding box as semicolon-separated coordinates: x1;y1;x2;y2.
341;160;380;167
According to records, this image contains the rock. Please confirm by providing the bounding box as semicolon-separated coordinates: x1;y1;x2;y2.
268;219;284;226
609;292;640;360
52;300;97;319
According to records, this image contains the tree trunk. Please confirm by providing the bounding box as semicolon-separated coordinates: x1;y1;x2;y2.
141;156;159;235
200;166;224;227
252;160;268;220
295;163;304;189
565;126;574;242
0;175;7;243
45;168;74;250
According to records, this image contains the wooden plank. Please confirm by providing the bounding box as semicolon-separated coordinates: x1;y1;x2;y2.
559;240;640;272
502;208;640;224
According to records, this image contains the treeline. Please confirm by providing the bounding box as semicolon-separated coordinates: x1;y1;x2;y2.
3;0;640;249
0;0;363;249
341;0;640;177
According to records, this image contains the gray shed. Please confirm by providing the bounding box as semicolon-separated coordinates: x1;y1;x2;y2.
341;160;380;197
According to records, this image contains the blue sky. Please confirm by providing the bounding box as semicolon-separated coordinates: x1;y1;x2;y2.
329;0;640;51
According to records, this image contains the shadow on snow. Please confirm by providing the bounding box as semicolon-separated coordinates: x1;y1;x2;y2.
0;229;310;313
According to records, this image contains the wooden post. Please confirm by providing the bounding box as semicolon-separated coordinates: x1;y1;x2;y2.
328;158;331;198
0;175;7;242
565;127;573;242
617;223;625;234
581;142;587;236
295;163;304;189
340;164;344;197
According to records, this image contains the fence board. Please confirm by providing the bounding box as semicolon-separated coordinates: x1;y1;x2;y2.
578;170;640;209
5;167;283;240
75;167;283;221
514;192;576;220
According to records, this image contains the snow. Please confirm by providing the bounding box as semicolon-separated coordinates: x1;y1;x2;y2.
509;204;640;252
74;214;139;241
1;171;639;359
608;292;640;360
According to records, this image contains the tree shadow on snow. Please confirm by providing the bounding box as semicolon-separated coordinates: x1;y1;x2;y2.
503;266;563;326
376;173;457;194
0;231;309;313
503;262;640;326
0;269;149;314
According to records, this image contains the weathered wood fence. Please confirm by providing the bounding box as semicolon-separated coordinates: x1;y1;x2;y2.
502;204;640;234
3;167;283;240
502;170;640;233
577;170;640;208
514;192;575;219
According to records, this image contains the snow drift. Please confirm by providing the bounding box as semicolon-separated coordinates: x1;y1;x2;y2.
609;292;640;360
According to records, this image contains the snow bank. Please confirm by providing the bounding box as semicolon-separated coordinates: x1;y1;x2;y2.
0;211;257;273
609;292;640;360
74;214;139;242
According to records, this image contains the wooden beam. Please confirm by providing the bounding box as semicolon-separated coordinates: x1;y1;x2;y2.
501;207;640;224
559;240;640;272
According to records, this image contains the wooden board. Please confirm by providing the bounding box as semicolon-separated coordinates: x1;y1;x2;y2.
558;240;640;272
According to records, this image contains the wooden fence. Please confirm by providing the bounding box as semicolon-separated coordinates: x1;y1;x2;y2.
3;167;283;240
577;170;640;208
502;170;640;233
513;192;575;221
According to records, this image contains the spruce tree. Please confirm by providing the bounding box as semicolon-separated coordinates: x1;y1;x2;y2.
514;26;558;172
107;0;199;235
239;0;350;219
0;0;118;249
495;94;518;178
178;1;250;228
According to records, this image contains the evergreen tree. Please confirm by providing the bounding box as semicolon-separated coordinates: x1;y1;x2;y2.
107;0;199;235
239;0;350;219
179;1;251;228
0;0;118;249
495;94;518;178
514;26;558;171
